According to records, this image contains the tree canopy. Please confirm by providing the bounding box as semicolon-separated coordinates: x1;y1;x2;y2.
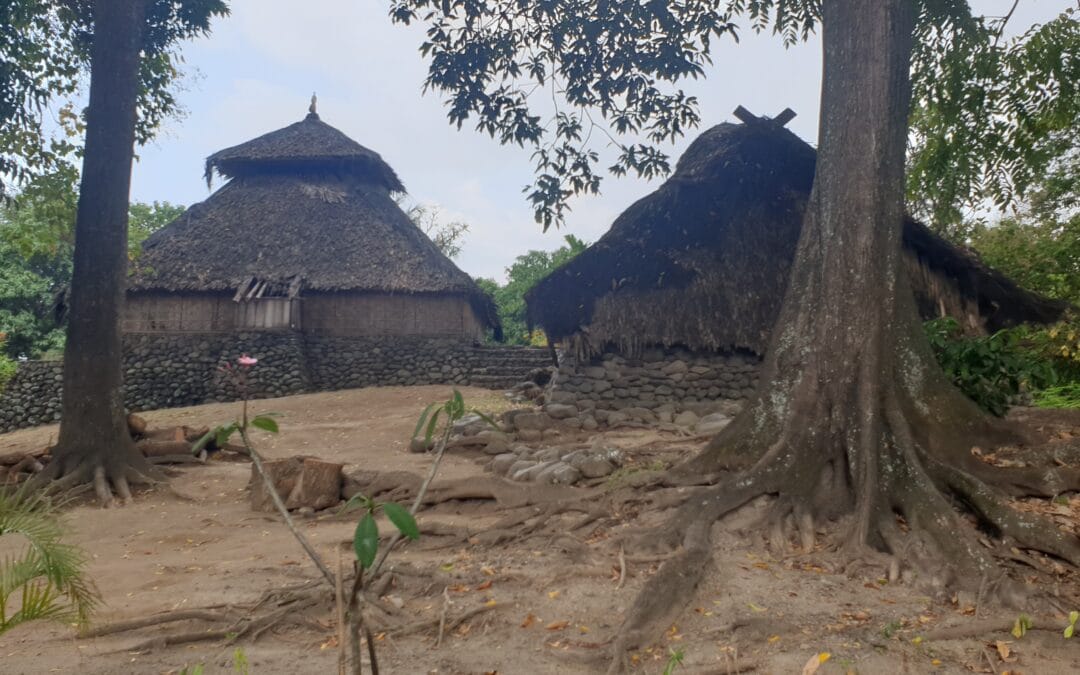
389;1;1079;233
0;0;228;197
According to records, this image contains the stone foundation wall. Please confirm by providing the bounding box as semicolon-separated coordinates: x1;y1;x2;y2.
548;345;760;412
0;333;550;433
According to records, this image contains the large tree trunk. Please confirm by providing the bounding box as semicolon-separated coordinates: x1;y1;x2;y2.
41;0;160;504
609;0;1080;658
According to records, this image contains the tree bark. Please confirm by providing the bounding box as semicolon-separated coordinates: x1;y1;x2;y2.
609;0;1080;658
42;0;160;503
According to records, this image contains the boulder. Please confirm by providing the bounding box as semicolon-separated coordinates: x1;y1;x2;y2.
605;411;630;427
673;410;699;428
508;460;537;480
580;415;599;431
513;412;553;431
622;407;657;423
662;360;689;375
536;462;582;485
483;435;511;455
489;453;519;476
576;455;616;479
514;460;556;482
543;403;579;419
695;413;732;436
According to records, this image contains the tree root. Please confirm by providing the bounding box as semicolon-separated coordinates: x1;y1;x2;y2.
386;603;498;639
27;451;165;507
921;614;1069;642
79;608;239;638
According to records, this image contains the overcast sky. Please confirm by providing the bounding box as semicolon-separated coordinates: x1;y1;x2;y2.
128;1;1068;282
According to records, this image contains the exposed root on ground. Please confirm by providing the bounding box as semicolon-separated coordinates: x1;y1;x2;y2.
591;347;1080;671
27;448;165;506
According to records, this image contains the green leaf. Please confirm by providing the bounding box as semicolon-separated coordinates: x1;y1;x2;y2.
353;513;379;569
1065;624;1074;639
471;410;500;430
191;429;215;455
250;416;279;434
413;403;438;439
338;493;368;515
424;409;442;444
214;423;238;447
381;502;419;540
1012;613;1032;639
1070;610;1079;626
449;389;466;420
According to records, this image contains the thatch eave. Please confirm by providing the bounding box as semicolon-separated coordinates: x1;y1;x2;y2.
525;122;1069;354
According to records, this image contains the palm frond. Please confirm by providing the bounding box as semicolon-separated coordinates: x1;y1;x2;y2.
0;486;99;634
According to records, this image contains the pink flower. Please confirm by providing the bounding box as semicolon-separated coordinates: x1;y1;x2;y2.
237;354;258;367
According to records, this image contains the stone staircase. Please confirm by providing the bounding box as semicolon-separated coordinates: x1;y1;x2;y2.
466;346;553;390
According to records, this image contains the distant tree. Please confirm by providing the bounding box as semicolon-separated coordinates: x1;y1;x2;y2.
971;212;1080;308
400;201;469;259
0;169;184;359
0;0;228;197
907;7;1080;237
127;200;184;258
478;235;587;345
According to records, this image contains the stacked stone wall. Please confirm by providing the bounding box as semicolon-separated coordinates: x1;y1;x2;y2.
548;345;760;412
0;332;550;433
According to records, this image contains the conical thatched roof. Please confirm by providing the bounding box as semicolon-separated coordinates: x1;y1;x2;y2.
526;120;1067;355
204;112;405;192
130;113;498;332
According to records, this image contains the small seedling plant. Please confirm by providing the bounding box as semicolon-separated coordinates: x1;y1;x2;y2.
337;389;496;674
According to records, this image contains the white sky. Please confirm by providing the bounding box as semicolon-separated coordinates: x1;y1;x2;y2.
128;1;1069;282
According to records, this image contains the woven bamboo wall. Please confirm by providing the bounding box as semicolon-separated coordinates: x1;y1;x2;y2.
123;293;237;332
301;292;484;338
125;292;484;338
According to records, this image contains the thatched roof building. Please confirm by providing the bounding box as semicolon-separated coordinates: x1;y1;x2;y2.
126;109;499;339
527;116;1066;358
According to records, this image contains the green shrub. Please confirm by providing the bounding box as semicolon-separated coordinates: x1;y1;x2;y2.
0;334;18;390
924;317;1058;415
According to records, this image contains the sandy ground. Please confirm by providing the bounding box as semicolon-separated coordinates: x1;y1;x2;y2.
1;385;1078;675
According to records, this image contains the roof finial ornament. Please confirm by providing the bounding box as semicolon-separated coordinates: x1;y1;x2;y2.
307;92;318;119
732;105;796;128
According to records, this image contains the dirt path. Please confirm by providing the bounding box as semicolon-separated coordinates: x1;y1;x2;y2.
1;386;1078;674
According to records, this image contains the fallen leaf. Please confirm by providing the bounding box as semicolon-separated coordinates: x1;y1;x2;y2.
520;613;536;628
800;652;830;675
319;636;338;649
768;635;781;644
548;590;561;599
480;566;496;576
995;640;1011;660
546;620;570;631
484;599;498;607
475;580;493;591
748;602;768;613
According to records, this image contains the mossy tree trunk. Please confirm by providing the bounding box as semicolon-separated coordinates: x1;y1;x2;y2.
40;0;161;504
611;0;1080;656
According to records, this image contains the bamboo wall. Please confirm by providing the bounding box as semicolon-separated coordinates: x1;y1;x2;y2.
124;291;484;339
123;293;237;332
300;292;484;339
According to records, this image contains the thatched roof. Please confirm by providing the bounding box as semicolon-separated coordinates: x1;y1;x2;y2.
131;114;498;332
526;120;1068;355
204;112;405;193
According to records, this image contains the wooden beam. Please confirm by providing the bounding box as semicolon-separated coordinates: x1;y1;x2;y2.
773;108;797;127
733;105;758;125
